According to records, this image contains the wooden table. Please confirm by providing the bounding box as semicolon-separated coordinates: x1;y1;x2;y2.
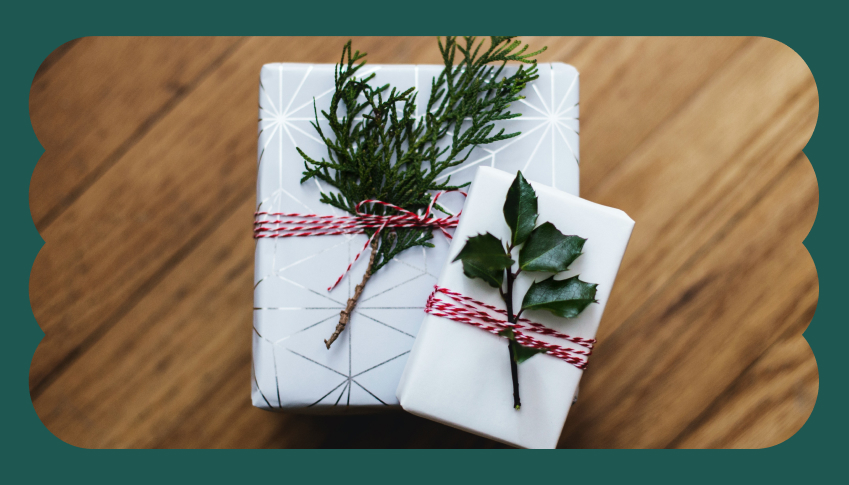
28;36;818;448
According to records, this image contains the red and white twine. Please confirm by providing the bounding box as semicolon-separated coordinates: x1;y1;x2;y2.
254;191;465;291
425;286;596;369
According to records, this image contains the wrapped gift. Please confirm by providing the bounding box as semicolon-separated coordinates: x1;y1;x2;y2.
396;166;634;447
253;62;580;411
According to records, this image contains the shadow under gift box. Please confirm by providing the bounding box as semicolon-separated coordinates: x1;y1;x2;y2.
253;62;580;412
397;167;634;448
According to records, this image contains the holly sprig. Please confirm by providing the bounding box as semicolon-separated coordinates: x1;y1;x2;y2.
453;171;598;409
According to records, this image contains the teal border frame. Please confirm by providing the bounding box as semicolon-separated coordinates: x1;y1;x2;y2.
2;1;846;483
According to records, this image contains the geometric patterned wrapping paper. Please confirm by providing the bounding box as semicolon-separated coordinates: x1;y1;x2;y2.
253;62;579;411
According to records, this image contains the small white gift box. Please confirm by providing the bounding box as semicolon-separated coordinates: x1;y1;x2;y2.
397;167;634;447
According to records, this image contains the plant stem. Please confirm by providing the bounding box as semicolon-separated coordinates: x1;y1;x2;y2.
324;239;379;349
503;263;521;410
507;340;521;410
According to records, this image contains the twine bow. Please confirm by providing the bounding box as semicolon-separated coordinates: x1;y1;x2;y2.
254;190;466;290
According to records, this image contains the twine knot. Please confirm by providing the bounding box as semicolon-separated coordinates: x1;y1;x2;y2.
254;190;465;290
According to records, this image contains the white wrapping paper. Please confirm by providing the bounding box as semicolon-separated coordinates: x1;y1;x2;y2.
253;62;580;411
396;167;634;447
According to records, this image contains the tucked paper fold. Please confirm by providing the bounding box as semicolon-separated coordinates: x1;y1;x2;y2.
253;63;580;411
397;167;634;448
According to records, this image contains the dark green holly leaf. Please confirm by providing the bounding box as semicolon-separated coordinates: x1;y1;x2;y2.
503;171;538;246
453;233;513;288
498;327;516;339
521;275;598;318
511;342;548;364
519;222;586;273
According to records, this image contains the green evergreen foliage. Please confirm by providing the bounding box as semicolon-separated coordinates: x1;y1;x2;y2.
298;37;546;272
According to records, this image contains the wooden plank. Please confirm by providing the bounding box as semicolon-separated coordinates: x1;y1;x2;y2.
29;37;243;227
587;37;817;341
33;197;255;447
29;37;818;448
556;39;819;447
570;36;750;194
560;154;818;448
670;329;818;449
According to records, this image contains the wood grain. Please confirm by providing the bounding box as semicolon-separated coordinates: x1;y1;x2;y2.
670;329;818;449
29;37;243;228
28;37;819;448
560;153;818;448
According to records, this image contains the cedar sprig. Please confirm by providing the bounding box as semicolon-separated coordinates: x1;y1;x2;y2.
297;37;546;348
299;36;545;272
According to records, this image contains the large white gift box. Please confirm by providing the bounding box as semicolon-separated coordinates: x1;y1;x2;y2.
253;61;580;411
396;167;634;447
